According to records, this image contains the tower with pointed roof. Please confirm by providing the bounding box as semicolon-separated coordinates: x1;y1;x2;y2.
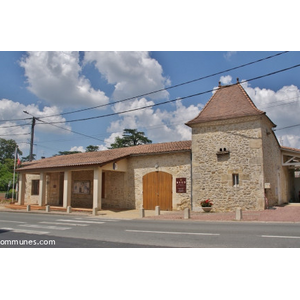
186;81;287;211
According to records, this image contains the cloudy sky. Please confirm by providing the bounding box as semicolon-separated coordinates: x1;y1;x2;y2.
0;51;300;158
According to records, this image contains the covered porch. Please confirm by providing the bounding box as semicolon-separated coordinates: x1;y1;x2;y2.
17;158;129;211
281;147;300;203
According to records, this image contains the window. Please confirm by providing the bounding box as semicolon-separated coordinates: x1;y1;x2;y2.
232;174;239;187
31;180;40;195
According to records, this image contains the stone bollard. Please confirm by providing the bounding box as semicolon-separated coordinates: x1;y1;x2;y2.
45;205;50;213
26;205;31;212
236;207;242;221
140;208;145;218
155;206;160;216
92;208;98;216
184;207;190;219
67;206;72;213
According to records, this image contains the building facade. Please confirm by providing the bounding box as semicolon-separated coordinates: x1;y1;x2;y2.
17;83;300;212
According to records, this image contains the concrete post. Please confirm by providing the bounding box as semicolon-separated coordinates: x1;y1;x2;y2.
140;208;145;218
67;206;72;213
92;207;98;216
63;171;72;208
184;207;190;219
45;205;50;213
18;173;25;205
38;172;46;206
26;205;31;212
93;167;102;211
236;207;242;221
155;206;160;216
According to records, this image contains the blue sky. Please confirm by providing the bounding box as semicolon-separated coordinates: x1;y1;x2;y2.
1;51;300;159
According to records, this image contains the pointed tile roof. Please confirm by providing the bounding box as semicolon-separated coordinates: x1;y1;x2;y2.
186;83;266;126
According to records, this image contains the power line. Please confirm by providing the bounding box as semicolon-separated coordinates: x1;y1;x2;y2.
40;62;300;125
0;117;32;123
0;133;30;136
0;122;32;128
274;123;300;131
35;118;105;142
37;51;289;119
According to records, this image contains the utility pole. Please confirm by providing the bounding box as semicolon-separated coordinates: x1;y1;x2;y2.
23;111;36;161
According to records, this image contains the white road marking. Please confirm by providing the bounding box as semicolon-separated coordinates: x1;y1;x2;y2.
40;221;88;227
19;224;71;230
1;227;49;235
125;230;220;236
77;217;120;222
0;220;26;224
261;235;300;239
56;219;105;224
89;219;119;222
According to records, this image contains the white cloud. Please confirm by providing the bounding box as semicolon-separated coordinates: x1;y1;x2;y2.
84;51;170;100
241;81;300;149
20;51;109;108
104;98;202;147
224;52;237;60
70;146;85;152
220;75;233;85
0;98;71;153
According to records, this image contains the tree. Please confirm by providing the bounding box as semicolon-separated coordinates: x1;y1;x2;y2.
53;151;82;156
86;145;99;152
0;139;21;192
0;138;22;164
110;129;152;149
22;154;36;162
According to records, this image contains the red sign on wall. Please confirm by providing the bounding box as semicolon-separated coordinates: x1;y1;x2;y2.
176;178;186;193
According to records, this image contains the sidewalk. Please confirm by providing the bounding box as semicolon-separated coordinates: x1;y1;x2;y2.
1;202;300;222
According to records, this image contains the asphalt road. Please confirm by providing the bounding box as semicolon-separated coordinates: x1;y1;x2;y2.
1;211;300;248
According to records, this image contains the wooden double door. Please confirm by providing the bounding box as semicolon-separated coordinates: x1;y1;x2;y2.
143;171;172;211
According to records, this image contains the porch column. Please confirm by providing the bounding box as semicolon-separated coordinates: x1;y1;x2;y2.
38;172;46;206
93;167;102;210
18;173;25;205
63;170;72;208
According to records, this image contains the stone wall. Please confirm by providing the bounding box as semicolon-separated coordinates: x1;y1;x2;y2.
191;116;266;212
102;171;126;209
261;118;289;206
24;174;40;205
125;152;191;210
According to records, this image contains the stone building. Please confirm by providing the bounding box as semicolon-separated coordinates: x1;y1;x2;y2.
17;82;300;212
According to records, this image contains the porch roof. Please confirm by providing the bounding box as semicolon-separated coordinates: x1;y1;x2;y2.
281;146;300;169
17;140;192;172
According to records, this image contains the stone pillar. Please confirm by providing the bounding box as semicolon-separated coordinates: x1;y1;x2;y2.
236;207;242;221
140;208;145;218
63;171;72;208
184;207;190;219
155;206;160;215
93;167;102;211
38;172;46;206
18;173;25;205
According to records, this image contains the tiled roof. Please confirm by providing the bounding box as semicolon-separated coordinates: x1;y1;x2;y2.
281;146;300;154
18;140;192;172
186;83;266;126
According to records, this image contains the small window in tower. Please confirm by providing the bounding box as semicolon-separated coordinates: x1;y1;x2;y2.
232;174;239;187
